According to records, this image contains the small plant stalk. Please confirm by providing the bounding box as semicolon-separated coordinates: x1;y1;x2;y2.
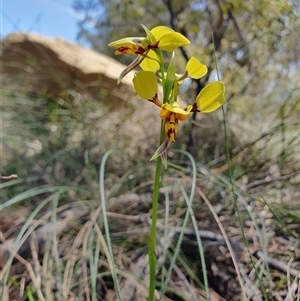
148;153;162;301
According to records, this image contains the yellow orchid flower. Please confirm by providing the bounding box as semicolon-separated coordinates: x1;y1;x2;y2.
132;71;225;142
160;102;193;142
150;80;225;163
159;81;225;142
108;25;190;56
108;24;227;167
108;25;190;83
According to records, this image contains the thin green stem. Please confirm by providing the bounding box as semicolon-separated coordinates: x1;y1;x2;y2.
148;49;165;301
148;48;165;301
148;156;162;301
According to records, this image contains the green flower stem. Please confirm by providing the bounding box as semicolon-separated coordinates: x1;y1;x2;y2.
157;50;166;90
148;154;162;301
148;49;164;301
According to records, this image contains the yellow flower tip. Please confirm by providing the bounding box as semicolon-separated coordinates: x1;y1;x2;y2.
133;71;158;100
186;57;208;79
195;81;226;113
169;135;176;142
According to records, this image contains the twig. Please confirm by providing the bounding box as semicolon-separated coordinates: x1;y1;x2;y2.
254;251;300;278
15;253;45;301
171;226;300;291
0;174;18;181
246;170;300;189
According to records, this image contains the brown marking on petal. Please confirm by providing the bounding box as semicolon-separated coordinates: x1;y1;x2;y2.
149;41;160;49
117;46;131;54
191;103;200;112
167;128;176;142
136;46;147;54
117;45;146;54
165;113;178;142
169;113;178;126
149;94;162;107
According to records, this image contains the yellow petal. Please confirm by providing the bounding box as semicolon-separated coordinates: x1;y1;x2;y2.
195;81;226;113
158;32;190;51
133;71;158;100
108;37;146;55
186;57;208;79
140;50;160;72
178;105;193;120
160;107;170;119
108;37;143;47
150;26;190;51
161;102;191;116
150;26;175;40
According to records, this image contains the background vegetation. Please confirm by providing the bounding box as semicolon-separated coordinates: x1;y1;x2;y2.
1;0;299;300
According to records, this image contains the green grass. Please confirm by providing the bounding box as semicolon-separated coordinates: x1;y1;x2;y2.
1;73;299;301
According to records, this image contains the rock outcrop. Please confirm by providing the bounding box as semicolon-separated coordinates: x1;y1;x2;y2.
1;33;137;108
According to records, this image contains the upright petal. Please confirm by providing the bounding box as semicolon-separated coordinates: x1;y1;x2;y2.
195;81;226;113
133;71;158;100
150;26;190;51
150;26;175;40
186;57;208;79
